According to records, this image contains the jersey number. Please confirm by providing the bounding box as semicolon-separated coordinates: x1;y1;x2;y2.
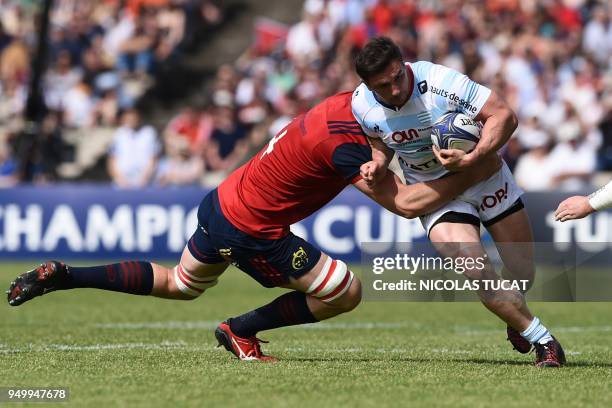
260;129;288;159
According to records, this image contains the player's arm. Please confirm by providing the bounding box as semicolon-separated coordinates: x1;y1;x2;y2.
438;91;517;171
354;154;502;218
331;140;500;218
471;91;518;162
555;181;612;221
361;136;394;186
351;93;393;186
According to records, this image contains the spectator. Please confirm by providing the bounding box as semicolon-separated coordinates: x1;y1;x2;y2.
598;96;612;170
93;88;120;127
514;132;555;191
0;0;226;184
582;5;610;65
107;108;160;188
204;105;249;173
155;136;204;186
116;13;157;78
0;36;29;83
549;120;598;191
62;81;95;128
285;0;332;66
156;2;186;55
0;78;25;124
0;134;17;187
45;50;82;110
81;46;107;89
163;101;213;157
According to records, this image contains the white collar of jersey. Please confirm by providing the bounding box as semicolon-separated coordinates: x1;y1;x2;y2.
373;91;401;111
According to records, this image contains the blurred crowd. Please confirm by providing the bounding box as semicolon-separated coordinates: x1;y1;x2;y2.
224;0;612;192
0;0;223;186
1;0;612;191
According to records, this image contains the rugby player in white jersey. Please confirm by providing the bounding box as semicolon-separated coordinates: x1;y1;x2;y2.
351;37;565;367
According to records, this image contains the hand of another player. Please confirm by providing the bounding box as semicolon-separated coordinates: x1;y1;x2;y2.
360;160;387;187
432;147;475;171
554;196;595;222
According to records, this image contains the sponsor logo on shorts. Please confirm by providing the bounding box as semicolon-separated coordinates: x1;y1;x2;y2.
292;246;309;270
480;182;508;211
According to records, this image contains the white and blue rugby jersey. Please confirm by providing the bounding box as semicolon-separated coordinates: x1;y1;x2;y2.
351;61;491;183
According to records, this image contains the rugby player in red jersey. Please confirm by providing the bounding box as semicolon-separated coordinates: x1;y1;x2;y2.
7;92;500;361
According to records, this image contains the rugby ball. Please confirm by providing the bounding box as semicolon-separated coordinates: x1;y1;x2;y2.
430;112;481;152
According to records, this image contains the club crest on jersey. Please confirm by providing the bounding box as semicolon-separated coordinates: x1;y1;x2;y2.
291;247;309;270
219;248;232;257
417;80;428;94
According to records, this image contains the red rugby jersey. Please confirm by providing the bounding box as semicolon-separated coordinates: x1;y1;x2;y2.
217;92;372;238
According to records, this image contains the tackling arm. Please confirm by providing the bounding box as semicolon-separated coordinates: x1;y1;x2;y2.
368;136;394;165
355;154;501;218
360;136;395;186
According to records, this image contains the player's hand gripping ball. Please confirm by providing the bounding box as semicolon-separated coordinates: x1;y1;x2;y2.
431;112;481;153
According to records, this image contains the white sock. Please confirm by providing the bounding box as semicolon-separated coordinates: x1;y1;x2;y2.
520;317;554;345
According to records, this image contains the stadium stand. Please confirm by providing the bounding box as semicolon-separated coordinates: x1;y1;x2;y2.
0;0;610;189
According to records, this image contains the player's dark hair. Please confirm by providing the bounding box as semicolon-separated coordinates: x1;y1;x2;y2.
354;37;403;82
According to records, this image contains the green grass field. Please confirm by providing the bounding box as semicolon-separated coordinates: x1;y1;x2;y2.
2;262;612;407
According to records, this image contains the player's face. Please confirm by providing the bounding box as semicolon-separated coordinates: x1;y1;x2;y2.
366;59;410;108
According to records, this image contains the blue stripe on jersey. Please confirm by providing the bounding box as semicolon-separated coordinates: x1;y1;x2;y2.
385;115;426;131
468;81;478;105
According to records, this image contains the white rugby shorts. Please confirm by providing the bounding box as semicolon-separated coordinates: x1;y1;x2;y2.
419;161;524;235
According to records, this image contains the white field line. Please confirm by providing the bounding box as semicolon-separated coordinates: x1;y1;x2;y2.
0;342;582;356
94;321;420;330
93;320;612;336
0;342;471;355
0;341;197;354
